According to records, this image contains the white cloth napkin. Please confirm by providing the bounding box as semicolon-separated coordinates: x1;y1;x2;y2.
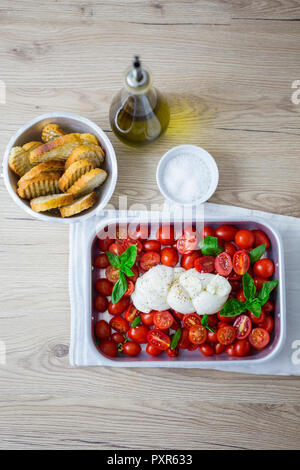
69;203;300;375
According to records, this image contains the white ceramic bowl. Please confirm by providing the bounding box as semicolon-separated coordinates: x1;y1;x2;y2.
2;112;118;224
156;144;219;206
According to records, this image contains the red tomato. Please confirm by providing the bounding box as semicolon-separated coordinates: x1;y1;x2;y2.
99;339;117;358
234;339;251;357
122;238;143;254
215;252;233;276
122;341;141;356
170;317;181;330
93;253;109;269
109;316;129;334
183;313;202;328
253;276;267;290
166;347;179;357
260;314;274;333
115;224;128;240
98;238;114;252
235;229;255;249
217;325;236;345
194;256;215;273
128;325;149;344
224;242;237;257
172;310;184;321
95;278;113;296
160;247;179;267
146;343;163;356
108;297;130;316
128;223;149;240
141;312;154;326
127;264;139;283
233;314;252;340
143;239;161;252
225;344;236;356
205;314;218;327
108;242;125;256
124;303;139;322
248;310;266;325
176;227;199;255
105;265;120;284
124;280;135;297
262;300;275;313
236;288;246;302
95;320;111;339
156;225;175;245
249;327;270;350
139;251;160;271
253;259;274;278
177;328;191;349
189;325;207;345
199;343;214;356
94;295;108;313
215;343;226;354
181;251;201;270
153;310;174;330
252;229;270;249
202;226;215;238
207;331;218;343
215;225;238;242
228;271;242;281
147;329;171;350
233;250;250;275
111;332;126;344
217;313;235;324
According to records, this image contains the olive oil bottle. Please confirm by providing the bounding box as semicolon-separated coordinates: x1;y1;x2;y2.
109;56;170;146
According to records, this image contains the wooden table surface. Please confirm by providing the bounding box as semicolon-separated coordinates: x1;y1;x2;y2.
1;0;300;450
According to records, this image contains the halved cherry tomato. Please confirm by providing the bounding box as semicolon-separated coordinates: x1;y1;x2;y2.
146;343;163;356
153;310;174;330
181;251;201;270
249;327;270;350
95;320;111;339
128;223;149;240
233;314;252;340
128;325;149;344
124;280;135;297
139;251;160;271
183;313;202;328
98;237;114;252
248;309;265;325
95;278;113;296
122;341;141;356
189;325;207;345
156;225;175;245
217;325;236;345
252;229;270;249
260;314;274;333
234;339;251;357
177;328;191;349
109;242;125;256
253;258;274;278
215;225;238;242
122;237;143;254
194;256;215;273
166;347;179;357
143;239;161;252
202;226;215;238
99;339;117;358
141;312;154;326
94;295;108;313
199;343;214;356
105;265;120;284
176;227;199;255
224;242;237;257
124;303;139;322
147;329;171;350
160;247;179;267
215;252;233;276
109;316;129;334
235;229;255;249
108;297;130;316
233;250;250;275
215;343;226;354
111;332;126;344
262;299;275;313
93;253;109;269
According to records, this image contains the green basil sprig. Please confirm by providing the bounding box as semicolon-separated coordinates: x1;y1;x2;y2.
200;236;223;257
106;244;137;303
170;328;181;350
220;272;278;318
131;315;141;327
201;314;216;334
249;244;266;264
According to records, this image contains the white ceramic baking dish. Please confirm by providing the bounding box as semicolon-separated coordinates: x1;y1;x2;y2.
85;212;286;367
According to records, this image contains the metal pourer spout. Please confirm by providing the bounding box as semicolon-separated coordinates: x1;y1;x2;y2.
125;55;150;89
133;56;143;82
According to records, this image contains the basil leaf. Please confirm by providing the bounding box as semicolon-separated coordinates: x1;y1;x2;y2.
171;328;181;350
246;298;262;318
219;298;247;317
200;236;223;256
111;272;127;303
131;315;141;327
122;266;134;277
249;244;266;264
119;244;137;268
201;314;216;333
242;272;256;301
257;280;279;306
106;251;121;268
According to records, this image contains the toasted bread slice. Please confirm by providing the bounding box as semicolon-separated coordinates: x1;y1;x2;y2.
41;123;65;143
60;191;97;218
65;144;105;170
29;133;82;164
67;168;107;197
58;158;94;192
79;133;99;146
30;193;73;212
8;142;41;177
18;161;65;186
17;172;61;199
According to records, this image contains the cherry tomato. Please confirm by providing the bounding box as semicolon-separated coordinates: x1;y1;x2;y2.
217;325;236;345
105;265;120;284
176;227;199;255
189;325;207;345
177;328;190;349
94;295;108;313
260;314;274;333
98;238;114;252
253;259;274;278
93;253;109;269
215;252;233;276
108;242;125;256
156;225;175;245
233;250;250;275
111;332;126;344
236;288;246;302
199;343;214;356
216;225;238;242
215;343;226;354
139;251;160;271
225;344;236;356
122;237;143;254
124;303;139;322
262;300;275;313
124;280;135;297
248;309;265;325
224;242;237;257
128;223;149;240
95;278;113;296
166;347;179;357
233;314;252;340
109;316;129;334
235;229;255;249
99;339;117;358
147;329;171;350
146;343;163;356
234;339;251;357
153;310;174;330
171;317;181;330
194;256;215;273
122;341;141;356
172;310;184;321
205;314;218;327
202;226;215;238
108;297;130;316
217;313;235;324
143;239;161;252
207;331;218;343
181;251;201;270
228;271;242;281
252;229;270;249
253;276;267;290
141;312;154;326
127;264;139;283
160;247;179;267
128;325;149;344
183;313;202;328
249;327;270;350
95;320;111;339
